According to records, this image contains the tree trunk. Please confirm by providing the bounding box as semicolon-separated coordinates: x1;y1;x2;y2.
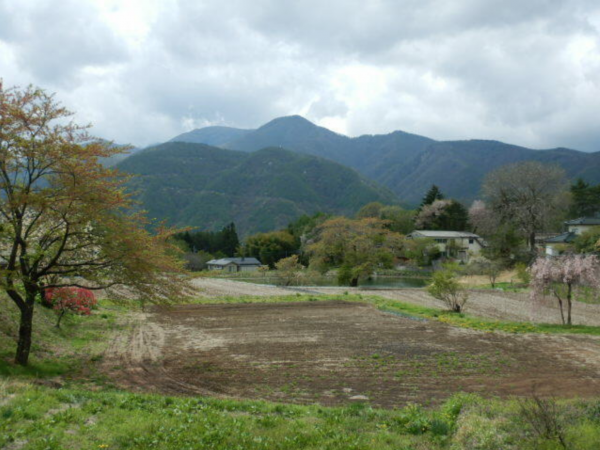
350;277;359;287
529;231;537;254
556;296;566;325
56;310;65;328
566;283;572;326
15;304;34;366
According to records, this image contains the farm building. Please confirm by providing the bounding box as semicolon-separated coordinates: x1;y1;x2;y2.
206;257;262;273
407;230;485;262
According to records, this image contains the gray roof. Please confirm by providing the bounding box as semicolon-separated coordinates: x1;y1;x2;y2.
565;217;600;226
207;257;262;266
544;232;577;244
408;230;481;239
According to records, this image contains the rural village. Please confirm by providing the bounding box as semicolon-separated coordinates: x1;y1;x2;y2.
2;1;600;449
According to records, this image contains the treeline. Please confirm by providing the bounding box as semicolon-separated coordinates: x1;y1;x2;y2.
176;167;600;273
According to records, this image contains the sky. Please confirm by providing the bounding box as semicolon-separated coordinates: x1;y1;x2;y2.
1;0;599;151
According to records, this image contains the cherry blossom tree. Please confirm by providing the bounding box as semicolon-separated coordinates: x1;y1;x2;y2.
530;255;600;325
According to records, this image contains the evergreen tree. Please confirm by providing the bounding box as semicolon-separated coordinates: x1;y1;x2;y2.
570;179;600;218
420;185;444;209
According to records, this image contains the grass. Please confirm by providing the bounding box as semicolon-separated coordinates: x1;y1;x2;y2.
1;290;600;448
2;382;600;450
0;296;125;379
192;293;600;336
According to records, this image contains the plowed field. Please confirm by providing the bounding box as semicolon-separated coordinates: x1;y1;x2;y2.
103;300;600;408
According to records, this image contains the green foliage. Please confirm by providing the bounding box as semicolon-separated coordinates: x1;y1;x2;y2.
118;143;397;236
244;230;299;268
428;269;469;313
574;226;600;253
357;202;416;234
404;237;441;266
177;223;240;256
481;224;528;266
570;178;600;218
420;185;445;209
515;262;531;286
307;217;404;286
416;199;470;231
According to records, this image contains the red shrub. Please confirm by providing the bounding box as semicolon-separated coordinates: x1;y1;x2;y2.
44;287;97;327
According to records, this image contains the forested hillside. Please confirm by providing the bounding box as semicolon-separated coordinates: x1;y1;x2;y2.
117;142;397;235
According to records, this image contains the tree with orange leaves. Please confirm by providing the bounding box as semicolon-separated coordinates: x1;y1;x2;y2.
0;83;191;365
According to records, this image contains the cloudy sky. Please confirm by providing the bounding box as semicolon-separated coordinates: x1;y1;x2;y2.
1;0;599;151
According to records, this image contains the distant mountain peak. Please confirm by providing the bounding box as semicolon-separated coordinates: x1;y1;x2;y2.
259;115;319;130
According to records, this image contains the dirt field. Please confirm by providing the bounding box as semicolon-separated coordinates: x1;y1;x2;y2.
102;299;600;409
191;278;600;326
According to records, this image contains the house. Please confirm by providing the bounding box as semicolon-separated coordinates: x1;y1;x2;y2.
543;217;600;256
206;257;262;273
406;230;485;262
564;217;600;235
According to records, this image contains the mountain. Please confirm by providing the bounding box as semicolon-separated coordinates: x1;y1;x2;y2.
172;116;600;205
116;142;397;235
170;126;252;146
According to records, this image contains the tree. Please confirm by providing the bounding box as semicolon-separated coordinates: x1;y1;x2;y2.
176;222;240;256
415;199;469;231
468;257;504;288
0;84;191;365
356;202;385;219
357;203;416;234
307;217;404;286
244;230;298;268
403;237;440;266
569;179;600;218
420;185;444;210
44;287;97;328
274;255;303;286
574;226;600;254
469;201;528;266
529;255;600;325
482;161;569;254
427;268;469;313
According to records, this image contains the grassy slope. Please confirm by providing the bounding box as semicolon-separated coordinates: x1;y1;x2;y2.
2;293;600;449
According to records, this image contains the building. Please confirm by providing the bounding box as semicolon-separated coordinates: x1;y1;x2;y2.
543;217;600;256
406;230;485;262
206;257;262;273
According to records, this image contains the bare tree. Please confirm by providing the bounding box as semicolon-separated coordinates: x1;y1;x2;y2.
482;161;569;254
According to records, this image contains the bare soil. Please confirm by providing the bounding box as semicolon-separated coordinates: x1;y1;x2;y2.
102;299;600;409
191;277;600;326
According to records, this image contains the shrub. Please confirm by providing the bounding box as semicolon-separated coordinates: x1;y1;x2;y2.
44;287;97;328
428;270;469;313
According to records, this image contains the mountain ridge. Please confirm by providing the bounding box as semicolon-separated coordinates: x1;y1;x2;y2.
169;116;600;204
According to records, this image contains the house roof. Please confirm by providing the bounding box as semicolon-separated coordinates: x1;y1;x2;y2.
408;230;481;239
207;257;262;266
565;217;600;226
544;232;577;244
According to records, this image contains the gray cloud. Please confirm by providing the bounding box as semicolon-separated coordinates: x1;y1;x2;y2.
0;0;599;151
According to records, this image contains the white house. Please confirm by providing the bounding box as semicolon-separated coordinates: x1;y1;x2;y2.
206;257;262;273
406;230;485;262
543;217;600;256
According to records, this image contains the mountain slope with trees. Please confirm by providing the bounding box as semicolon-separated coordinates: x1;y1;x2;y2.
117;142;398;235
171;116;600;205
